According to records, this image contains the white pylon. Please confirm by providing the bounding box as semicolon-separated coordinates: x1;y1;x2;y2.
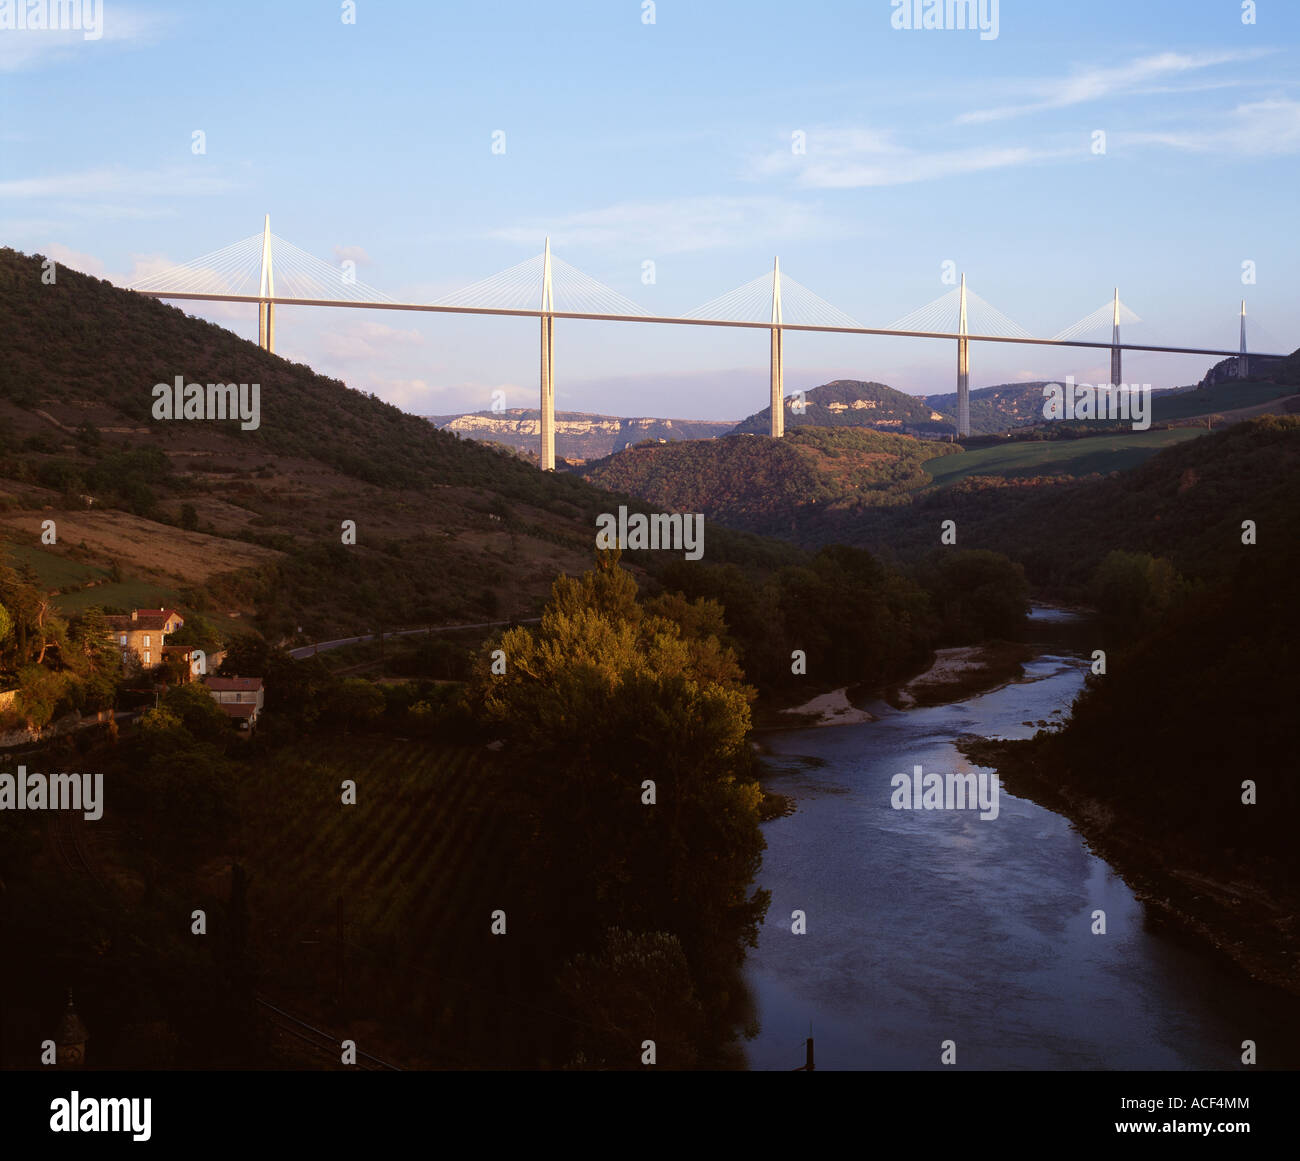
539;237;555;471
770;255;784;438
1238;299;1249;379
956;272;970;437
258;214;275;353
1110;286;1122;390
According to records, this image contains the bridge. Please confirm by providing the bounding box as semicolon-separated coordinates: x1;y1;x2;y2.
128;216;1290;468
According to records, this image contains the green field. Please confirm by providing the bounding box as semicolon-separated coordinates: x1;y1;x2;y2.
922;427;1206;488
1;542;182;613
54;580;182;614
1152;380;1297;422
2;543;109;589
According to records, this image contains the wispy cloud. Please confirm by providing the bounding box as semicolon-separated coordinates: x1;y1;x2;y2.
486;195;850;254
43;242;108;278
753;128;1067;189
0;165;236;200
333;244;373;265
1120;97;1300;156
956;49;1272;124
320;320;425;362
0;5;172;72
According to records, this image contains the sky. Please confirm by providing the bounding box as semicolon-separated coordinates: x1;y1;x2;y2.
2;0;1298;421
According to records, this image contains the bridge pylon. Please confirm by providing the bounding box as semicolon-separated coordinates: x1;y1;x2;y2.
1238;299;1249;379
770;256;784;438
956;273;970;437
258;214;275;353
539;237;556;471
1110;287;1122;389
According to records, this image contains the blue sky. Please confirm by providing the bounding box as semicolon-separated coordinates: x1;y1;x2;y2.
2;0;1297;420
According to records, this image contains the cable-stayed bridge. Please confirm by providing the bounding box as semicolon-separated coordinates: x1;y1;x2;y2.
128;217;1291;468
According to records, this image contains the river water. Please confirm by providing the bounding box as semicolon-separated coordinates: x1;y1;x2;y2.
745;607;1300;1071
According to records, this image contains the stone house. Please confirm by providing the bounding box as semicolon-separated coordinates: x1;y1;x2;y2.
102;608;184;670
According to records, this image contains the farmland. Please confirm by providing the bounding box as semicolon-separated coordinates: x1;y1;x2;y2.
920;427;1205;488
238;736;532;1068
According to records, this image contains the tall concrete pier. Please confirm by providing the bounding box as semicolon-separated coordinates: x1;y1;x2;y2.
770;256;784;438
956;273;970;437
539;237;556;471
1110;287;1122;388
258;214;275;353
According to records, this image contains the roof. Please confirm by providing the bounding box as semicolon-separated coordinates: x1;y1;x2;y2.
217;703;259;720
205;676;263;691
103;608;183;632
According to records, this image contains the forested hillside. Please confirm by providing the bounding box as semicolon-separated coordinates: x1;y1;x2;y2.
0;247;794;639
580;426;960;538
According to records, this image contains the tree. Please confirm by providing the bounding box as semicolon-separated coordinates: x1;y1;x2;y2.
1091;550;1188;629
916;549;1029;643
323;678;385;732
167;612;221;652
161;683;233;747
467;552;769;1054
556;929;703;1069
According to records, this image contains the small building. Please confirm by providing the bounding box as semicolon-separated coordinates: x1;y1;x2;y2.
102;608;184;670
203;676;264;731
56;990;89;1069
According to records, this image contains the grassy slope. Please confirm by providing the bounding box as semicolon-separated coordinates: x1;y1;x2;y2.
921;427;1204;487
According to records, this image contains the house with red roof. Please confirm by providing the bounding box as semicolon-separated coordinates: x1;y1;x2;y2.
203;675;264;731
102;608;184;671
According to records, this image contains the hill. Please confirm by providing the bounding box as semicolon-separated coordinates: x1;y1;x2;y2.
845;415;1300;590
731;379;947;436
578;426;960;538
426;409;736;461
923;381;1059;433
0;246;793;641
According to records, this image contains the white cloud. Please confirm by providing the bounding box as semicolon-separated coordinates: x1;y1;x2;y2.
320;320;425;361
1121;98;1300;156
0;5;172;72
43;242;107;278
0;165;236;200
753;128;1066;189
333;244;373;265
486;195;850;254
956;50;1271;124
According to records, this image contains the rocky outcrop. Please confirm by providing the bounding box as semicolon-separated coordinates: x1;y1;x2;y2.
425;410;736;460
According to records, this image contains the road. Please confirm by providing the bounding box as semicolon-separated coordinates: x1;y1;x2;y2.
287;619;540;660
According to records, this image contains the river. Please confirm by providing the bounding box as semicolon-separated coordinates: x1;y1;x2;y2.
745;606;1300;1070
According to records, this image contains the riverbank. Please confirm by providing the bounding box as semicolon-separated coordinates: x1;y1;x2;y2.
960;735;1300;999
886;640;1036;708
755;639;1037;733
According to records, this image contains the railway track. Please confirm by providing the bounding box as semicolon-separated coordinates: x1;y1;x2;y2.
255;995;402;1071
